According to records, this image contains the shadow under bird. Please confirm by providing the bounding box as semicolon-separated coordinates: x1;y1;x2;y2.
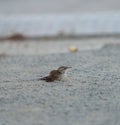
40;66;71;82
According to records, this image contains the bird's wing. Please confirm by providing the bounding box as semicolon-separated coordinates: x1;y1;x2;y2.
50;70;56;74
50;70;60;78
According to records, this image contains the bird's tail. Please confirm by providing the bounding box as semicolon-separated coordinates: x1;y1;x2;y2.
40;76;48;80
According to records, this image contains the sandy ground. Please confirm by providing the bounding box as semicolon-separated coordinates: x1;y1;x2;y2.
0;39;120;125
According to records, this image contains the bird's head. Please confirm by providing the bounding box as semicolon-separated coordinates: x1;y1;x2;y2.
57;66;71;74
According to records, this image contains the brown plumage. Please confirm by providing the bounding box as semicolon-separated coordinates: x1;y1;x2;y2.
40;66;71;82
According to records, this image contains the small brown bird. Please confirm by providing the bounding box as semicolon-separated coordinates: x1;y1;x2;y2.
40;66;71;82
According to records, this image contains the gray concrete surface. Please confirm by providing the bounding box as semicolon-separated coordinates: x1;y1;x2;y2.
0;43;120;125
1;37;120;55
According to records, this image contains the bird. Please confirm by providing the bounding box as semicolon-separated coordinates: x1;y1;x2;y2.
40;66;71;82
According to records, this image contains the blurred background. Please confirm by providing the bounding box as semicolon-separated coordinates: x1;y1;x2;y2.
0;0;120;14
0;0;120;55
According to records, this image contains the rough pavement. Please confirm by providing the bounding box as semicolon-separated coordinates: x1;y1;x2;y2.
0;43;120;125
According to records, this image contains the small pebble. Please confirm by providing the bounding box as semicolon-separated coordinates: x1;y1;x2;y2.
69;46;78;52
